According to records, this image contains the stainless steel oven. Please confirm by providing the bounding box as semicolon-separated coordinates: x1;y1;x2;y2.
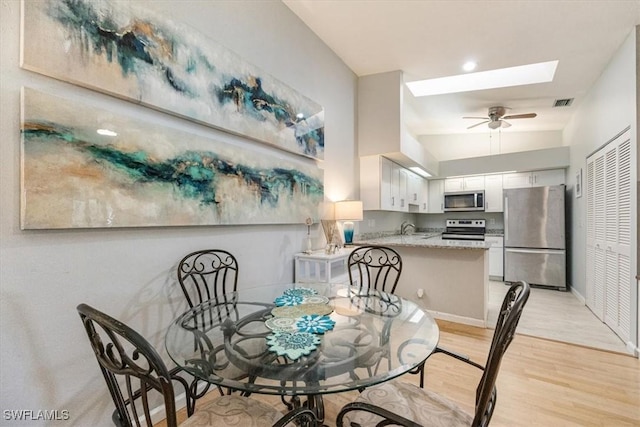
443;191;485;212
441;219;486;241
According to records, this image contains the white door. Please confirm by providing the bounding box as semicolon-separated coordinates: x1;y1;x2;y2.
585;129;633;343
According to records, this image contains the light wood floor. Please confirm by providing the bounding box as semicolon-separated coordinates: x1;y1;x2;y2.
487;280;631;354
162;320;640;427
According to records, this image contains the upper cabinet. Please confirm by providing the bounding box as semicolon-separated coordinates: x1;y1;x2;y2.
444;175;485;192
484;174;504;212
502;169;565;189
428;179;445;213
361;155;427;212
407;172;429;212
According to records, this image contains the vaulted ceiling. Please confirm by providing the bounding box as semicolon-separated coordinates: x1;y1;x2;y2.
284;0;640;135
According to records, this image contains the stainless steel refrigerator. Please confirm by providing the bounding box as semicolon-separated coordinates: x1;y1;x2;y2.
503;185;566;290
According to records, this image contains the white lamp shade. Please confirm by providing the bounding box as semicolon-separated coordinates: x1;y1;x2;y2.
334;200;363;221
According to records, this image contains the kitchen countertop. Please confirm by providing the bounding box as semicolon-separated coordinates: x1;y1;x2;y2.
354;233;493;250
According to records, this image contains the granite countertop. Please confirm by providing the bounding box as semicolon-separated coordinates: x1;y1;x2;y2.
354;233;493;250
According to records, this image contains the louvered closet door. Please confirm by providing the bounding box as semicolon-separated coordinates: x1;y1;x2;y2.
604;134;632;341
587;154;606;320
585;159;598;314
586;129;632;343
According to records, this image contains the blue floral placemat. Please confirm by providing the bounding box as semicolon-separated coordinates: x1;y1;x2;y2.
295;314;335;334
266;331;321;360
274;294;305;306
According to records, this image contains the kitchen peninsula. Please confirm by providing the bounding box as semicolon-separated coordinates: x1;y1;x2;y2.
354;233;491;326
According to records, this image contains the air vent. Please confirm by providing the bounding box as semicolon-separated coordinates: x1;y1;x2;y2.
553;98;574;107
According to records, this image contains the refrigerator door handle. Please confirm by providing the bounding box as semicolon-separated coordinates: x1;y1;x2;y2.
505;248;565;255
504;196;508;241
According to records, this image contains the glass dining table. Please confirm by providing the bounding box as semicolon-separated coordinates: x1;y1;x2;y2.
165;282;439;423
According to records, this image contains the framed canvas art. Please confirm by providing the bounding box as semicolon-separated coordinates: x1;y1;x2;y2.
20;87;323;229
21;0;325;160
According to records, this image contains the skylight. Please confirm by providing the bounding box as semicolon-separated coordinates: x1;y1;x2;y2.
406;60;558;97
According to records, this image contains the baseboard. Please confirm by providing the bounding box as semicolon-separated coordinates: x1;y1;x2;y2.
427;310;486;328
569;286;586;305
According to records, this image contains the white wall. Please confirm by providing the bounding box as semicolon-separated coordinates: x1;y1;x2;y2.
420;130;564;161
0;1;357;425
563;28;638;347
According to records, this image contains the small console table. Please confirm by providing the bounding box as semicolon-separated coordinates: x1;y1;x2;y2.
294;248;354;284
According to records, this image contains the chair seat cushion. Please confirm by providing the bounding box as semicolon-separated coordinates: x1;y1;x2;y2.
180;395;283;427
346;381;473;427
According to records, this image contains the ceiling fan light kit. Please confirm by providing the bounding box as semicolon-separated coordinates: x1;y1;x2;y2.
464;106;537;129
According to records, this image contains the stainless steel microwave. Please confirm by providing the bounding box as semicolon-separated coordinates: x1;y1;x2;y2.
443;191;485;212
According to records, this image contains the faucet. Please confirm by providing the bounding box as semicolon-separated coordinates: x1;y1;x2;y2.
400;221;416;235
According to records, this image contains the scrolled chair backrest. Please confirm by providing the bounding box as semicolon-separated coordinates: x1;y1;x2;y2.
472;280;530;427
77;303;191;427
347;245;403;294
177;249;239;308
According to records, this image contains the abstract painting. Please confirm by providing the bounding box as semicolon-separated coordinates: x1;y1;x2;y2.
20;87;323;229
21;0;325;160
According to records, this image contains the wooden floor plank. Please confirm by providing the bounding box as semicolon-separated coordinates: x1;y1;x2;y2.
157;320;640;427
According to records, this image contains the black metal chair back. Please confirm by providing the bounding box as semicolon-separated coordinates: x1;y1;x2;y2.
177;250;238;308
77;303;191;427
347;245;402;293
472;280;530;426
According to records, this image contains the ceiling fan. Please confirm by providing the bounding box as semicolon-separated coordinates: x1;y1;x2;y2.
463;106;537;129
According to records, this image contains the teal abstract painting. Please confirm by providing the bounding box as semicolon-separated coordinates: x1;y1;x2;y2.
20;88;323;229
21;0;325;159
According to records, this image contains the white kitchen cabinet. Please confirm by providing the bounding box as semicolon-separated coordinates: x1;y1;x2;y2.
428;179;445;213
502;169;565;189
484;174;503;212
418;177;429;212
391;164;409;211
360;155;409;212
444;175;485;192
407;171;428;212
486;235;504;280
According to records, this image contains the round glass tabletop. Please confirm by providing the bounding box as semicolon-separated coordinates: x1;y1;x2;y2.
165;283;439;396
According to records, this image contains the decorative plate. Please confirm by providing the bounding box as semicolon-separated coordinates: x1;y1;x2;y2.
295;315;335;334
271;306;304;318
284;287;318;298
274;294;304;307
297;303;334;316
266;332;321;360
265;317;298;332
302;295;329;305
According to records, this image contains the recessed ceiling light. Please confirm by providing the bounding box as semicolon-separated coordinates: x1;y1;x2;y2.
462;61;477;72
97;129;118;137
406;60;559;97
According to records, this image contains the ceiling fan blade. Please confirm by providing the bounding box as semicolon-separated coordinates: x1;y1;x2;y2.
502;113;537;120
467;120;489;129
501;120;512;128
462;116;489;120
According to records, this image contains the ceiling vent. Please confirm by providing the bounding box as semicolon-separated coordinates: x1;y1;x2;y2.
553;98;574;107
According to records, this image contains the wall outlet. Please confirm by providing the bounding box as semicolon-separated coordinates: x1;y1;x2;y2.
489;218;496;225
368;219;375;227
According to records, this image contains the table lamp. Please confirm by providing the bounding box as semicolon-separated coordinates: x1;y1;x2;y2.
334;200;363;245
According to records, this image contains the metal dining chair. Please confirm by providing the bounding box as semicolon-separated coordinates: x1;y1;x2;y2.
347;245;402;293
77;303;318;427
177;249;239;309
346;245;403;377
336;280;530;427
